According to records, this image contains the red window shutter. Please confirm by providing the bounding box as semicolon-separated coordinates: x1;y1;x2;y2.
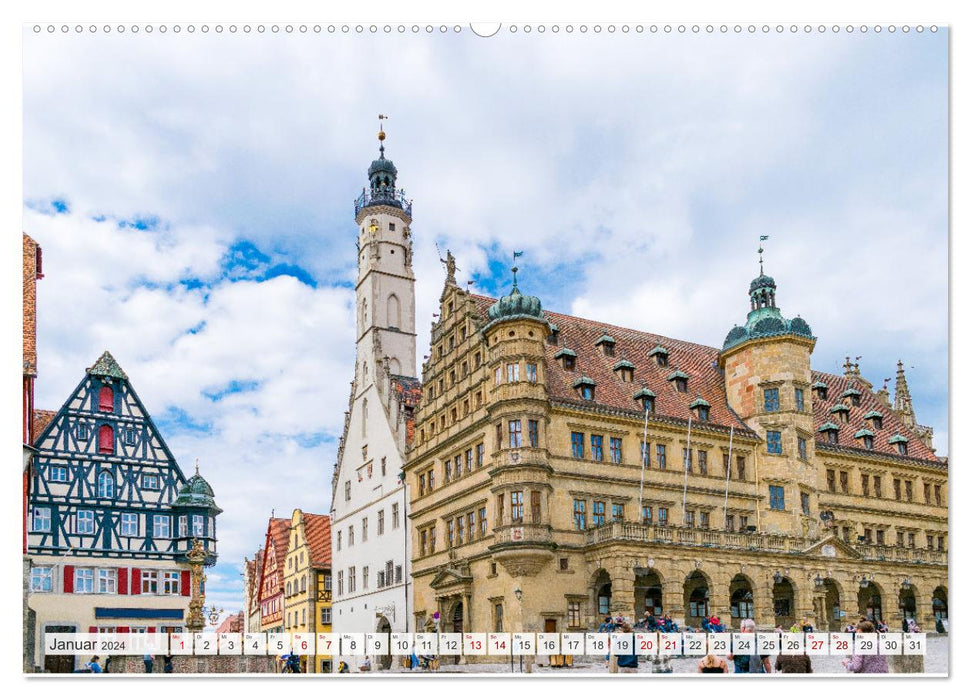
63;565;74;593
131;568;141;594
89;626;98;633
98;424;114;454
99;386;114;412
118;568;129;595
181;570;191;596
147;627;156;633
117;626;130;633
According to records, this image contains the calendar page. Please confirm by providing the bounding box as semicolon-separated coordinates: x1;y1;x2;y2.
19;0;950;684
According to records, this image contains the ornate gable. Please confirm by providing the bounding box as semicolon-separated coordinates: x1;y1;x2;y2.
800;534;863;561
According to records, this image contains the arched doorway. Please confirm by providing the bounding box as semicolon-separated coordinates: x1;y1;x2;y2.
683;570;710;628
858;581;883;623
773;577;797;630
898;585;917;627
634;569;663;620
932;586;948;623
729;574;755;627
593;570;612;619
376;616;392;669
820;578;842;631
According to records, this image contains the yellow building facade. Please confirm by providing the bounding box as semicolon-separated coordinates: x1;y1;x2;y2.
403;266;947;642
283;509;333;673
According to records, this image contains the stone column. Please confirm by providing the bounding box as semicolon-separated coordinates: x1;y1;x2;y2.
607;563;636;621
663;577;686;627
709;573;732;627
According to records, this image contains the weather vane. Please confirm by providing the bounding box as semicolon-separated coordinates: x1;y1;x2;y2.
758;235;769;275
511;251;523;288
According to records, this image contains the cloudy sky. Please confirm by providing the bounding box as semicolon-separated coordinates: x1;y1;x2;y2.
22;27;948;620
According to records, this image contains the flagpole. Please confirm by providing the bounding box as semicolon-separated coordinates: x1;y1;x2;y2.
681;416;692;525
723;426;734;529
637;403;650;523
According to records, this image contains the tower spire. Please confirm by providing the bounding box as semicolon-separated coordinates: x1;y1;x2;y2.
377;113;388;159
758;235;769;275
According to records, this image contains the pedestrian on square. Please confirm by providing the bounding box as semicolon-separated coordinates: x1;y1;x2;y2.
163;654;174;673
775;653;813;674
698;654;728;673
727;619;771;673
143;653;154;673
844;621;889;673
86;656;103;673
615;622;638;674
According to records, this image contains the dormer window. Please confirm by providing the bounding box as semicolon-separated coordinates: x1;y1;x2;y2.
889;434;909;456
864;410;883;431
842;386;862;407
613;359;635;383
574;376;596;401
648;345;669;367
829;403;851;424
819;422;839;445
667;370;689;393
812;381;828;401
633;387;656;413
555;348;577;371
595;332;616;357
854;428;875;450
689;396;711;421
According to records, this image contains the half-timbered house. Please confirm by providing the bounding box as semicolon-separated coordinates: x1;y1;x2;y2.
26;350;221;671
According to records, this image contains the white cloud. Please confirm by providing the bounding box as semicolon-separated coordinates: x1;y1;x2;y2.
23;29;948;608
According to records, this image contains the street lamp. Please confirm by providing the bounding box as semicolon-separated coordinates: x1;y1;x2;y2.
813;574;825;590
772;571;784;585
858;575;870;590
901;577;913;590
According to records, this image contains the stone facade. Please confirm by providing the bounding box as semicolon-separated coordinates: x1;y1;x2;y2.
403;269;947;651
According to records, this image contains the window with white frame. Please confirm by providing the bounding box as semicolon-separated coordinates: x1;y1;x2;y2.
32;506;51;532
50;465;68;482
30;566;53;592
77;510;95;534
142;473;160;489
97;568;117;594
97;471;114;498
153;514;171;538
120;512;138;536
163;571;181;595
141;570;159;594
75;568;94;593
178;515;188;538
192;514;205;537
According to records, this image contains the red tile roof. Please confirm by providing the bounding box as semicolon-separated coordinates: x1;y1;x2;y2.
392;375;422;444
470;294;754;436
302;512;332;569
32;409;56;443
267;517;290;573
811;371;940;463
468;294;942;465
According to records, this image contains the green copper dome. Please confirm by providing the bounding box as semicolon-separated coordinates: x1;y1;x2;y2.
749;274;777;293
722;268;814;351
485;268;544;327
173;472;223;515
368;156;398;180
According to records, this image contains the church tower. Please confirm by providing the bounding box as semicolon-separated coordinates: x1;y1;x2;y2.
353;118;417;385
330;120;419;654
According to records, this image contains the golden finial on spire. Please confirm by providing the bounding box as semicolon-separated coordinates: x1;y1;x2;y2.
377;114;388;157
